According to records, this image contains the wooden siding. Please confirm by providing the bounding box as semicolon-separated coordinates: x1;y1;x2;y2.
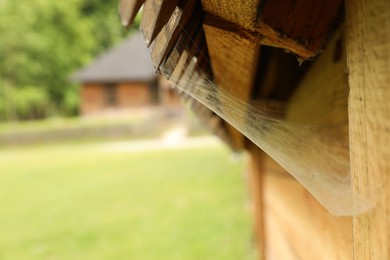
247;147;353;260
347;0;390;258
81;82;155;116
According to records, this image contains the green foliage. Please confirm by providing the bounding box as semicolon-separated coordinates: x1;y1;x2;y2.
13;86;49;120
0;0;137;121
0;85;49;120
63;85;81;116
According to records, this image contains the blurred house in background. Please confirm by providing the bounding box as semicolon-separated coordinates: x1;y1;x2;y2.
73;32;180;117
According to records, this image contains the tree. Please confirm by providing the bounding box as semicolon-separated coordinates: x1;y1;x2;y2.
0;0;137;121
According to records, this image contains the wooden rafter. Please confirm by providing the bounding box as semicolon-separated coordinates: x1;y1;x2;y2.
118;0;145;27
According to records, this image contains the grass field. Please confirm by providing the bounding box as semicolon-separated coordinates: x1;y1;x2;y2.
0;139;254;259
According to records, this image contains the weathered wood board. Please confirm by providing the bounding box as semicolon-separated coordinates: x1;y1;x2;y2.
246;143;266;260
203;24;259;149
262;154;352;260
346;0;390;259
201;0;343;59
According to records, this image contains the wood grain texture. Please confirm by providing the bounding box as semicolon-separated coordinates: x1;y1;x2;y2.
140;0;179;46
145;5;182;68
262;155;352;260
246;143;266;260
346;0;390;258
201;0;343;59
203;25;259;149
286;26;349;150
258;0;343;55
201;0;260;31
203;13;318;59
144;0;199;71
118;0;145;27
258;27;352;215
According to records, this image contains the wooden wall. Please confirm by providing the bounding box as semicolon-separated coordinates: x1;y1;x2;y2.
246;0;390;258
80;82;155;116
346;0;390;258
247;145;353;260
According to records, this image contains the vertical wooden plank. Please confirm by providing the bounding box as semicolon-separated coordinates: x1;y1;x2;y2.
256;27;352;215
246;142;265;260
286;26;349;141
346;0;390;259
262;159;353;260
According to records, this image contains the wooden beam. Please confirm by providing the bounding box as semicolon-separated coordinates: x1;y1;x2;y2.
202;24;259;149
201;0;260;30
140;0;179;46
201;0;343;59
257;0;343;57
118;0;145;27
203;13;317;59
346;0;390;259
143;0;200;71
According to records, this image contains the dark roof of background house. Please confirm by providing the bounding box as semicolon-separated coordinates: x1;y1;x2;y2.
72;32;156;83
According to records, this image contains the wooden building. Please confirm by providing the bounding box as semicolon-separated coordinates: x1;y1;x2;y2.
73;32;180;117
119;0;390;259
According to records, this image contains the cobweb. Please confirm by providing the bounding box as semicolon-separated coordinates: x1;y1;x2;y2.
149;24;373;216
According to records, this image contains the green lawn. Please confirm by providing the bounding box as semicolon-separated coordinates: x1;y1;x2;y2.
0;140;254;259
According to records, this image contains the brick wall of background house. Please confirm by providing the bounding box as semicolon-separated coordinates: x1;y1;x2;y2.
81;82;154;116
